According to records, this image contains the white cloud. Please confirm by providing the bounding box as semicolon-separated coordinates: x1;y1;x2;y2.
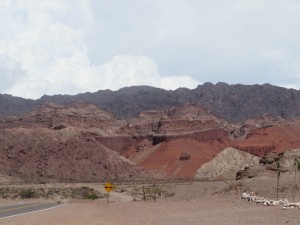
6;54;200;99
94;55;199;91
2;0;300;99
86;0;300;87
160;76;200;90
0;0;200;99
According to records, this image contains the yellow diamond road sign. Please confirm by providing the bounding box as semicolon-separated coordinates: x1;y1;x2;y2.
104;182;113;193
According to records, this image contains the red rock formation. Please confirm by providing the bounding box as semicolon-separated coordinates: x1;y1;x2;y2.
1;101;300;181
231;145;275;157
130;104;232;135
236;125;300;154
138;138;233;178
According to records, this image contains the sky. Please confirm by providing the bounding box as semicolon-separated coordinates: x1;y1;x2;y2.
1;0;300;99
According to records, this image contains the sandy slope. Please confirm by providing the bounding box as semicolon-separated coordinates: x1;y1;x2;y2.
138;138;231;177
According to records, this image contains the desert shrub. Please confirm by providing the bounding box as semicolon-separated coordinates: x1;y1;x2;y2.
80;187;101;200
164;192;175;198
0;188;10;198
84;193;100;200
20;189;35;198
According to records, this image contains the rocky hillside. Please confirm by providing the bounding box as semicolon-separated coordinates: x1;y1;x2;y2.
1;83;300;122
0;102;157;182
1;101;300;182
0;101;128;136
0;127;152;182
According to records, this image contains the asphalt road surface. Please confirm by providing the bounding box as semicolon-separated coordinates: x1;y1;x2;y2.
0;202;65;220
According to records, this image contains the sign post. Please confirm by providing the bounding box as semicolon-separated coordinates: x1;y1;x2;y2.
104;182;113;204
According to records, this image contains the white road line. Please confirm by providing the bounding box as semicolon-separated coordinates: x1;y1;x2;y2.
0;203;68;220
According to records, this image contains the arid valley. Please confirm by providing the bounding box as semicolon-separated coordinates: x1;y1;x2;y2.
1;84;300;224
2;0;300;223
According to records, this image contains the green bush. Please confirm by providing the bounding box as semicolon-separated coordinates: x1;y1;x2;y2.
20;189;35;199
84;193;100;200
80;187;100;200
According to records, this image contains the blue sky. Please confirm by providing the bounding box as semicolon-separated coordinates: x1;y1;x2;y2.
1;0;300;99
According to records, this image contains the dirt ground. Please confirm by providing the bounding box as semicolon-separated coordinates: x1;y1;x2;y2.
1;178;300;225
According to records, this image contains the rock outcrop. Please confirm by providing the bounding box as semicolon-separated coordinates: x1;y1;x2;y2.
195;147;260;180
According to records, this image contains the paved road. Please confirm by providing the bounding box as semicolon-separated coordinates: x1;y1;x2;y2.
0;202;65;220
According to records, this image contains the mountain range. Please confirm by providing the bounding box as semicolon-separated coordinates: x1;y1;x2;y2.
1;83;300;122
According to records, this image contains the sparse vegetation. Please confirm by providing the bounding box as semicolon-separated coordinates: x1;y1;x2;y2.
292;157;300;202
81;187;101;200
0;185;103;200
163;192;175;198
84;193;100;200
142;184;162;201
276;159;281;200
20;189;35;198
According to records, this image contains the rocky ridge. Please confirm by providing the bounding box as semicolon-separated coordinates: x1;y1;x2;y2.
2;83;300;123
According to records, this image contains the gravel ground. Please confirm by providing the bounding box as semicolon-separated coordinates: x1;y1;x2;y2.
1;179;300;225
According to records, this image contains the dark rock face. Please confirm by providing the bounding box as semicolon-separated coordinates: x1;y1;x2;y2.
179;152;191;160
236;166;258;180
1;83;300;123
259;152;280;165
190;83;300;123
0;94;38;117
